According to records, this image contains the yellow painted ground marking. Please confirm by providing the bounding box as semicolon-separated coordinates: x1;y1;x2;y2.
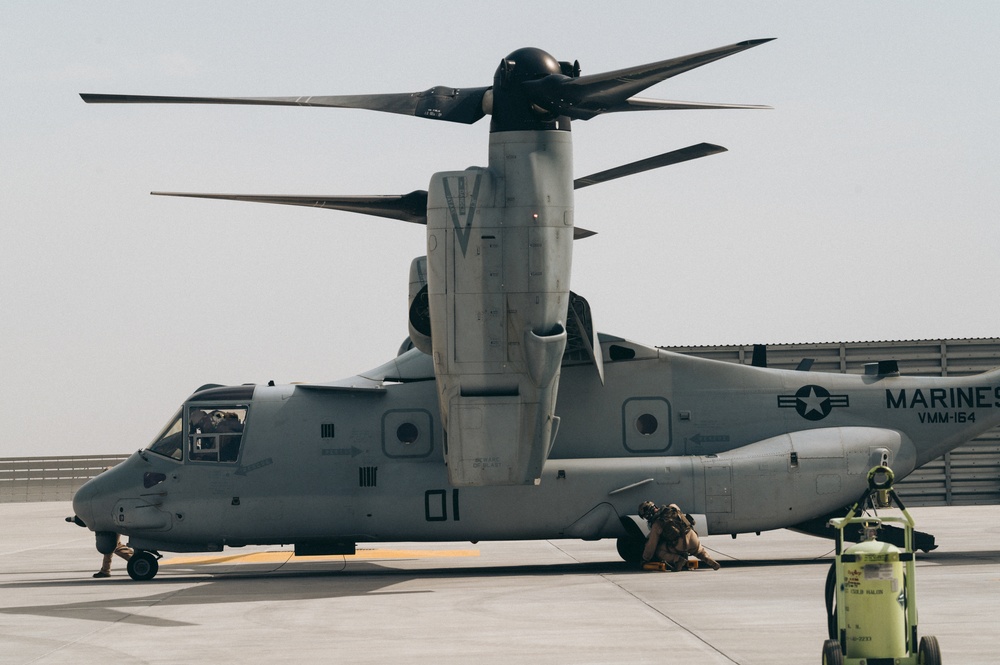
162;548;480;566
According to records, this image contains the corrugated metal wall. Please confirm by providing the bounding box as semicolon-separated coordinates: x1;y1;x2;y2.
666;338;1000;506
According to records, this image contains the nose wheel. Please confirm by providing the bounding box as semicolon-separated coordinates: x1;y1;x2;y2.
126;550;160;581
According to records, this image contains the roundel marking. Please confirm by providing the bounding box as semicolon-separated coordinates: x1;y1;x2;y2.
778;385;850;421
794;385;833;421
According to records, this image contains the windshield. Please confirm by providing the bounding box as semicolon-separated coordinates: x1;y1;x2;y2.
147;410;183;460
188;406;247;463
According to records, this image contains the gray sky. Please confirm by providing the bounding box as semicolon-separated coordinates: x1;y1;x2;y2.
3;2;999;458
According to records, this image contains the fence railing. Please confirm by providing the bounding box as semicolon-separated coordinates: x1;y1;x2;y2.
0;455;130;503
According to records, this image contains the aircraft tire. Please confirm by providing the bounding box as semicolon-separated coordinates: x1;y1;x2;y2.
918;636;941;665
615;536;645;564
821;639;843;665
127;551;159;581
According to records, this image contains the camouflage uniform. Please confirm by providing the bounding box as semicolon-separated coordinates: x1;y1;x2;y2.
94;535;133;577
641;503;721;571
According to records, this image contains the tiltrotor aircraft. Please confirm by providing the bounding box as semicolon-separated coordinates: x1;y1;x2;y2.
72;39;1000;581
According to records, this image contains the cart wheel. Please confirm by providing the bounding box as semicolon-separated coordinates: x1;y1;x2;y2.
127;551;159;581
918;635;941;665
821;639;843;665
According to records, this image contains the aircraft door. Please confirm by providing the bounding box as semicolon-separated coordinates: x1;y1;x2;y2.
179;402;250;541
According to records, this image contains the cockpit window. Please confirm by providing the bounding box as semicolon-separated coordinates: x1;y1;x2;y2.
147;410;184;460
188;406;247;463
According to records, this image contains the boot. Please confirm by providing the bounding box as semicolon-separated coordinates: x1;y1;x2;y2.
94;553;114;577
702;553;721;570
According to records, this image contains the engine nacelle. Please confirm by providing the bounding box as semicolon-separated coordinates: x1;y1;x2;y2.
426;130;573;486
407;256;432;356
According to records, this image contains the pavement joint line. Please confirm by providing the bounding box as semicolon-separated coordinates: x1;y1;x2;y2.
546;536;740;661
599;572;741;664
545;539;584;563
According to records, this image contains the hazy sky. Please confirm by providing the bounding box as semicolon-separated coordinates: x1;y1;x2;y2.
3;2;999;458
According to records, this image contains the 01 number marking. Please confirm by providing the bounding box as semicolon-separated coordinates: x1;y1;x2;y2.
424;489;461;522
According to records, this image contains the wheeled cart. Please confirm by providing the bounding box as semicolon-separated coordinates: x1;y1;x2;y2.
822;466;941;665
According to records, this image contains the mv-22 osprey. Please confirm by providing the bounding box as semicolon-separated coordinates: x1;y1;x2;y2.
72;39;1000;581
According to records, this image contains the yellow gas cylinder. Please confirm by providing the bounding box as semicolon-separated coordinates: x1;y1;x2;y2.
841;534;906;659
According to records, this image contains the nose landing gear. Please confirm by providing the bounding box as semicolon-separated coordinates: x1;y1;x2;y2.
127;550;161;581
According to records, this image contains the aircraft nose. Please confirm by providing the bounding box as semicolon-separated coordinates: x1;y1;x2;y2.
72;478;98;529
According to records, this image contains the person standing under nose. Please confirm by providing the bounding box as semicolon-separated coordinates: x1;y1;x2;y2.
94;533;133;578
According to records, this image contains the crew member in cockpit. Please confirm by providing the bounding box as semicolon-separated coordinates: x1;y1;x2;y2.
190;409;210;431
213;411;244;462
189;409;215;460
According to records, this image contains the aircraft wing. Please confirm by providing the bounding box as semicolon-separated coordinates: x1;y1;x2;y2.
294;378;387;394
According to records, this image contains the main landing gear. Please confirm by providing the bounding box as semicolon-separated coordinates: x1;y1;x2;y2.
616;536;645;563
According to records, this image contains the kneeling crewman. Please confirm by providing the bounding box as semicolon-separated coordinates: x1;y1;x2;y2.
639;501;721;571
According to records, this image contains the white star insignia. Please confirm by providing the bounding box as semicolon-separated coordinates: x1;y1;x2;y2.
799;388;828;415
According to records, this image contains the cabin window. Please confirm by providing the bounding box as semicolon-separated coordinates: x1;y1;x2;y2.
635;413;659;435
147;410;184;460
187;406;248;463
381;409;434;458
622;397;672;453
397;422;419;444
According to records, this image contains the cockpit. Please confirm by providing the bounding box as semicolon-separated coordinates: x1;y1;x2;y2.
145;385;254;464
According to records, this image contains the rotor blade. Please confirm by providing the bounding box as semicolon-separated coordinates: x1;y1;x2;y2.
616;97;771;112
81;86;491;124
155;190;598;239
574;143;727;189
523;38;773;119
152;191;429;224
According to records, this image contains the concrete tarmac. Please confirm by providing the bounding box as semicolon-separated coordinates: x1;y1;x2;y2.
1;502;998;664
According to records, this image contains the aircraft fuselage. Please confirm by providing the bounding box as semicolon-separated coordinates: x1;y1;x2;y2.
73;338;1000;557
